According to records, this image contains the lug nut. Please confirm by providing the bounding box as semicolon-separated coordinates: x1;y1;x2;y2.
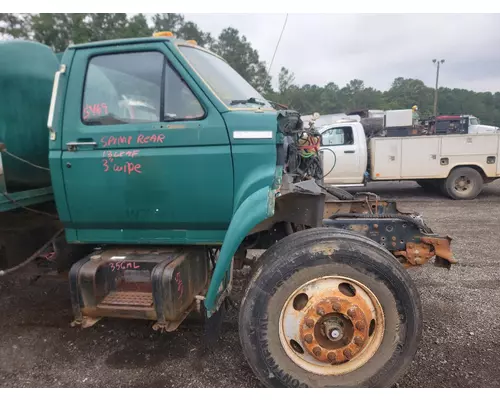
331;300;341;312
354;336;364;346
305;318;315;328
343;348;353;360
304;334;313;344
327;352;337;363
347;307;357;318
355;321;366;331
313;347;322;357
316;307;325;316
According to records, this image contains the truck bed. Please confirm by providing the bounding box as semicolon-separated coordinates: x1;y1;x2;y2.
369;133;500;180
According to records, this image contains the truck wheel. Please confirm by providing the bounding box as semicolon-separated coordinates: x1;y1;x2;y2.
442;167;483;200
239;228;422;388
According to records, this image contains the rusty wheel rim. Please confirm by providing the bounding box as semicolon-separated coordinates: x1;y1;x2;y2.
278;276;385;376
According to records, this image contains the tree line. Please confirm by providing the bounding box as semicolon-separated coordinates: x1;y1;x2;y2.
2;13;500;126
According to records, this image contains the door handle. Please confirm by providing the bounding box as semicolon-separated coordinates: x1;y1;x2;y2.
66;141;97;151
344;150;355;154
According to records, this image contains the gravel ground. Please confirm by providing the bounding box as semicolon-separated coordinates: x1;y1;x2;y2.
1;180;499;388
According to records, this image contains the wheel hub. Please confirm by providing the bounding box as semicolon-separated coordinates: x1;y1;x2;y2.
279;276;385;376
455;176;471;192
323;318;343;341
300;297;369;364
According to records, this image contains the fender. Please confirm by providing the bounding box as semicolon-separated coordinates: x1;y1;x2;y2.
204;186;275;315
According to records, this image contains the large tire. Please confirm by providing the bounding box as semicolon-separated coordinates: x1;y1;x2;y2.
239;228;422;388
441;167;483;200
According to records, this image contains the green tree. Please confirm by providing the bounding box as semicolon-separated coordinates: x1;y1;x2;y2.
152;13;185;33
123;14;152;38
212;27;271;93
3;12;500;126
177;21;214;48
151;14;214;47
385;77;434;117
319;82;341;114
29;13;75;52
0;13;29;38
85;13;128;43
278;67;295;93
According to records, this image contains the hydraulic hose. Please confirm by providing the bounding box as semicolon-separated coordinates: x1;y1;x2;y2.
0;229;64;277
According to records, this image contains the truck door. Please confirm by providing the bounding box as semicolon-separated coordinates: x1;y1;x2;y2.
320;125;363;184
468;116;478;134
59;43;233;244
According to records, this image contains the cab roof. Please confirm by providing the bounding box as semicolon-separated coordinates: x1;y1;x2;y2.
67;36;223;60
69;36;188;50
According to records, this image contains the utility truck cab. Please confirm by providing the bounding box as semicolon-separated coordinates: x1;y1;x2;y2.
320;120;367;185
463;115;499;134
424;114;500;135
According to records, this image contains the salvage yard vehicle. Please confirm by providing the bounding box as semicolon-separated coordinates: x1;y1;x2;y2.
319;115;500;200
421;114;500;135
0;34;456;388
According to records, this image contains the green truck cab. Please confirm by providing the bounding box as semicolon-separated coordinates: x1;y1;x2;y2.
1;34;458;387
49;35;284;312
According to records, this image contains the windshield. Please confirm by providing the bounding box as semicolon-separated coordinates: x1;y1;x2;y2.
178;45;271;109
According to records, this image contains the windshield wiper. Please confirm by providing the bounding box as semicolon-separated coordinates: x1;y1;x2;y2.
229;97;266;106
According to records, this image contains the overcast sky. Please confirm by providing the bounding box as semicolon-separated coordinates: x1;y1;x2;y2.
183;13;500;93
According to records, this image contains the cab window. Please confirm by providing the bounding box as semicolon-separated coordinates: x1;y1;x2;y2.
82;52;163;125
164;62;204;121
322;127;354;146
82;51;204;125
178;45;271;109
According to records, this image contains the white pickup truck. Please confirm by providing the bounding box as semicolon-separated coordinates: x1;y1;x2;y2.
319;120;500;200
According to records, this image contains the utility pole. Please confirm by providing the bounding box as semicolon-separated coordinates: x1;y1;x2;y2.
432;59;445;116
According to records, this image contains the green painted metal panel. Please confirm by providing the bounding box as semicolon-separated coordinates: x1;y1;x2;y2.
74;228;226;244
49;49;75;225
222;110;278;211
0;187;53;212
204;186;274;313
68;36;172;50
54;42;234;244
0;40;58;190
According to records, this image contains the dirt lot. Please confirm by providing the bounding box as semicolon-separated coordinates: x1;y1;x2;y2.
1;181;500;388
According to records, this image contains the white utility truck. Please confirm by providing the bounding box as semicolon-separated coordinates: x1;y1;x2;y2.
319;110;500;200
